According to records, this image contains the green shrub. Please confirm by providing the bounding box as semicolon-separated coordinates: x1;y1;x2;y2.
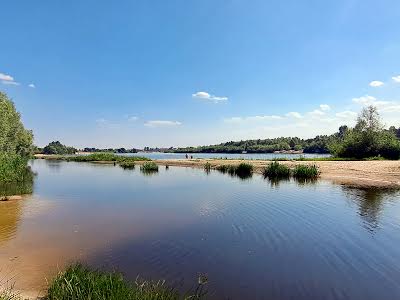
47;264;205;300
0;153;32;183
65;153;150;163
292;164;320;179
140;162;159;174
204;162;211;171
119;161;136;169
235;163;253;177
263;161;290;178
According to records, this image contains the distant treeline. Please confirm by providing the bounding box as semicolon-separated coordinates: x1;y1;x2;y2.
37;142;138;155
172;111;400;157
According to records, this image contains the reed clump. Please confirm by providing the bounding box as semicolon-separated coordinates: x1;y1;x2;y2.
65;153;150;163
140;162;159;173
46;264;206;300
262;161;290;178
292;164;320;179
119;161;136;170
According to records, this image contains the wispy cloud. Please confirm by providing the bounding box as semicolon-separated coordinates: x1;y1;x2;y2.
285;112;303;119
144;120;182;127
392;75;400;83
336;111;357;119
369;80;384;87
224;115;282;123
352;95;400;113
127;116;138;122
0;72;20;86
308;109;325;117
28;83;35;88
192;91;228;103
319;104;331;111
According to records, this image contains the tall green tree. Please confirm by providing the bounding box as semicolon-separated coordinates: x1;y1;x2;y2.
0;92;34;157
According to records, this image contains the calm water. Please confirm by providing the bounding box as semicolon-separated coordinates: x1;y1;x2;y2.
1;160;400;299
122;152;331;160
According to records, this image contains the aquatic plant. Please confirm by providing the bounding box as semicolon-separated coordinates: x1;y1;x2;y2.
140;162;159;173
47;264;206;300
204;162;211;172
64;153;150;163
292;164;320;179
216;163;253;179
262;161;290;178
119;161;136;170
234;163;253;177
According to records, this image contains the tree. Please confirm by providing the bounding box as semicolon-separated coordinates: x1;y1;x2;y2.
43;141;76;155
0;92;34;157
333;106;400;159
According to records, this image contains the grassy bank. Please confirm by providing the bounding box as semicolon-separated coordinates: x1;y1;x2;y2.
262;162;320;180
1;264;206;300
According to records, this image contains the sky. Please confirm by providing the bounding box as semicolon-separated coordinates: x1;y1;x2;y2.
1;0;400;148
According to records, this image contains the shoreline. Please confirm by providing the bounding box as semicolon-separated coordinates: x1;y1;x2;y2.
155;159;400;189
33;155;400;189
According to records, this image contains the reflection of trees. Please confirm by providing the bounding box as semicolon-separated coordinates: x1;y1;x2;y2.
0;169;35;197
0;199;24;246
342;187;399;232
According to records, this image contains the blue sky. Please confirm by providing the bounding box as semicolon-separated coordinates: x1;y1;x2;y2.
1;0;400;148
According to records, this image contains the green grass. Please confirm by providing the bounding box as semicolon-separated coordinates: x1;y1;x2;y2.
262;161;290;178
140;162;159;174
119;161;136;170
47;264;206;300
64;153;150;163
215;163;253;179
292;164;320;179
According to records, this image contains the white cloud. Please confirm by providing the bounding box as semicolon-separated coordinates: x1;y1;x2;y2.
224;115;282;123
0;72;20;86
319;104;331;111
352;95;391;107
285;112;303;119
369;80;384;87
308;109;325;117
336;111;357;119
192;91;228;103
144;120;182;127
28;83;35;88
392;75;400;83
2;80;20;86
0;73;14;81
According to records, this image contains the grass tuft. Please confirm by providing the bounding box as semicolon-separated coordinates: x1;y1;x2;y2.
140;162;159;175
47;264;205;300
65;153;150;163
119;161;136;170
292;164;320;179
262;161;290;178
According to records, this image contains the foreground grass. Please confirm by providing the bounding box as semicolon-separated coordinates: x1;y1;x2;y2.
292;164;320;179
262;162;320;180
262;161;290;178
47;264;205;300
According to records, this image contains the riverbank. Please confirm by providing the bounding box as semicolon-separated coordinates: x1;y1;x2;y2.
155;159;400;189
33;155;400;189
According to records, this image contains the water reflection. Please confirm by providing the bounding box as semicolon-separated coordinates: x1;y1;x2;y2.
0;199;24;246
0;169;35;197
342;187;400;232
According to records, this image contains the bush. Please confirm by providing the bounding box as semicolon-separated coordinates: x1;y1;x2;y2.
263;161;290;178
43;141;76;155
65;153;150;163
140;162;159;173
119;161;136;169
47;264;205;300
292;164;320;179
235;163;253;177
0;153;32;182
